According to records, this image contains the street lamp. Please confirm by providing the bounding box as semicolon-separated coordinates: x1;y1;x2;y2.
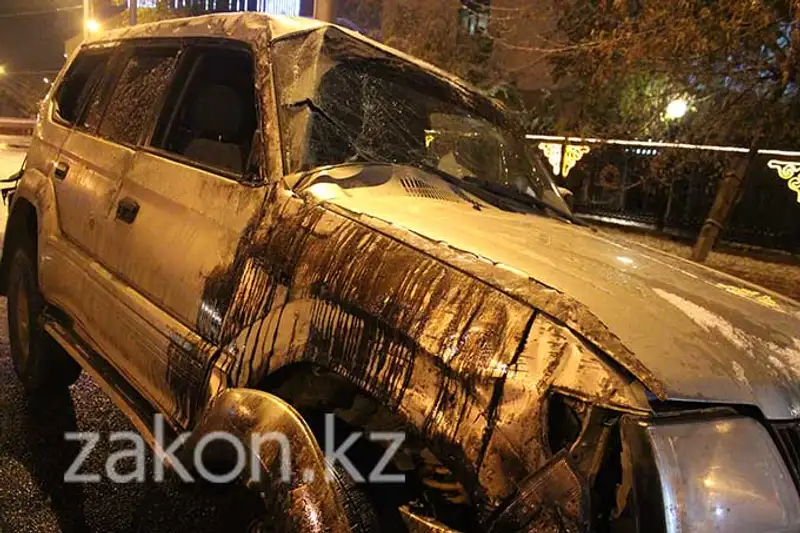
85;19;101;34
665;98;689;121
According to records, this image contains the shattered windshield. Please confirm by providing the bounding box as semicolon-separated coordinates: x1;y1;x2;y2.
272;28;569;213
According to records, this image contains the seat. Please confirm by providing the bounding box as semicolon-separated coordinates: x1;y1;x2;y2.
183;84;245;173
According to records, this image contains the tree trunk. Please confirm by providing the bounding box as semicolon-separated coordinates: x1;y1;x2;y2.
314;0;337;22
690;148;756;262
691;0;799;262
130;0;138;26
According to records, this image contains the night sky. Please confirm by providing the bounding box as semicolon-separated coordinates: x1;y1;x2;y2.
0;0;83;76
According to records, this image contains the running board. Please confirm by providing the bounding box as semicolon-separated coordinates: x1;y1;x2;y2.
43;319;177;449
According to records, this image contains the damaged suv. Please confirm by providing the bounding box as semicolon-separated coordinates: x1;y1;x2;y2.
4;12;800;533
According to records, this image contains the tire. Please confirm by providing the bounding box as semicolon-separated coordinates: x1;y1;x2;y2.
7;243;81;393
245;412;392;533
326;460;382;533
244;462;381;533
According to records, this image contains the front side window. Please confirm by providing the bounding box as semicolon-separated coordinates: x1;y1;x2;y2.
151;46;258;176
98;47;180;146
53;51;112;125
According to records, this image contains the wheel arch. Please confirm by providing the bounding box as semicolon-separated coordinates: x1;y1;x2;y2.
184;387;352;533
0;196;38;295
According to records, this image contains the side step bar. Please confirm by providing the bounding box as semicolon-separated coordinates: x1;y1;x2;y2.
43;319;177;449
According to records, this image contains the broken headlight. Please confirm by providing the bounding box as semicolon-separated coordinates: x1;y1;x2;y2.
646;416;800;533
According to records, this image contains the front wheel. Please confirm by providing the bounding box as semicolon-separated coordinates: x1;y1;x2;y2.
7;244;81;393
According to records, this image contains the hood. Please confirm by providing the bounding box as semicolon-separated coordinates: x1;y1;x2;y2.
305;165;800;420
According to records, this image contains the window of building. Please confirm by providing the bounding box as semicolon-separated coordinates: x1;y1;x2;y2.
53;51;112;125
151;47;258;176
97;47;180;146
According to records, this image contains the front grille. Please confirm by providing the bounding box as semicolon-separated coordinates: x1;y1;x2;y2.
772;422;800;487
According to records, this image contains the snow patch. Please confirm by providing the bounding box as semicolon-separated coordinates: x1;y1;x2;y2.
732;361;751;390
652;288;750;351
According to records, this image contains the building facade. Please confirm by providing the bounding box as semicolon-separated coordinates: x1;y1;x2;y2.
130;0;312;16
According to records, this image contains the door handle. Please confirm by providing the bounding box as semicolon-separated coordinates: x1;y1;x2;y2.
54;161;69;180
116;197;140;224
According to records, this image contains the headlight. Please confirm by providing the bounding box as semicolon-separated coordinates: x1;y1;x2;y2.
647;417;800;533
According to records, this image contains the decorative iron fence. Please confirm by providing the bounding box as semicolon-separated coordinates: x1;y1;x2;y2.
530;137;800;253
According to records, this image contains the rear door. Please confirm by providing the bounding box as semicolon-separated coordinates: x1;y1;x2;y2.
96;42;267;426
56;45;181;261
46;43;189;419
20;48;113;318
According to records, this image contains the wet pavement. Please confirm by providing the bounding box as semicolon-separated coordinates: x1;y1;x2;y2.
0;301;264;532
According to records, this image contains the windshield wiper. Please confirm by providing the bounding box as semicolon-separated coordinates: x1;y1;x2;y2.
462;176;588;227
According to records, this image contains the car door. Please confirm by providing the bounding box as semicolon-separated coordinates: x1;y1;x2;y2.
51;43;188;420
38;48;117;310
53;47;131;261
94;43;267;427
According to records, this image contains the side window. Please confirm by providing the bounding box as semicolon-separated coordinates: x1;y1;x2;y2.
78;53;125;133
151;47;258;175
53;51;112;125
97;47;180;146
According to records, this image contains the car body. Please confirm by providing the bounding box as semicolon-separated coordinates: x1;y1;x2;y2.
3;12;800;533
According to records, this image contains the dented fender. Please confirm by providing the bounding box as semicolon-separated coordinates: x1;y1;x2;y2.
191;189;655;513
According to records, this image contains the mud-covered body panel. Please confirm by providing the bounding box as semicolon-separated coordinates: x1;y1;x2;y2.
297;165;800;420
194;185;650;507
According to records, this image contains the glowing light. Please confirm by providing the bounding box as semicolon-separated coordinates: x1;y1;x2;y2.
85;19;101;33
538;142;563;176
616;256;634;265
43;77;50;84
307;182;342;201
767;160;800;203
527;134;800;159
665;98;689;120
0;65;6;76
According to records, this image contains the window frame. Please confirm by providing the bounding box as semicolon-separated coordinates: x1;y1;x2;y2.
51;45;118;129
141;38;265;185
73;48;128;135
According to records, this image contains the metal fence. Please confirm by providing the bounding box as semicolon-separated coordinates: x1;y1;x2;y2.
535;140;800;253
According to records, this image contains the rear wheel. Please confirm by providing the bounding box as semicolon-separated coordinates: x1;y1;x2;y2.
7;243;81;393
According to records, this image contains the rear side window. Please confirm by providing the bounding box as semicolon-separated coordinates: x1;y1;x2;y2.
53;51;111;124
98;47;180;146
151;47;258;175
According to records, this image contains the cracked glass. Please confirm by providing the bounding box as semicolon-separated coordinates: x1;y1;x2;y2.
98;47;180;147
